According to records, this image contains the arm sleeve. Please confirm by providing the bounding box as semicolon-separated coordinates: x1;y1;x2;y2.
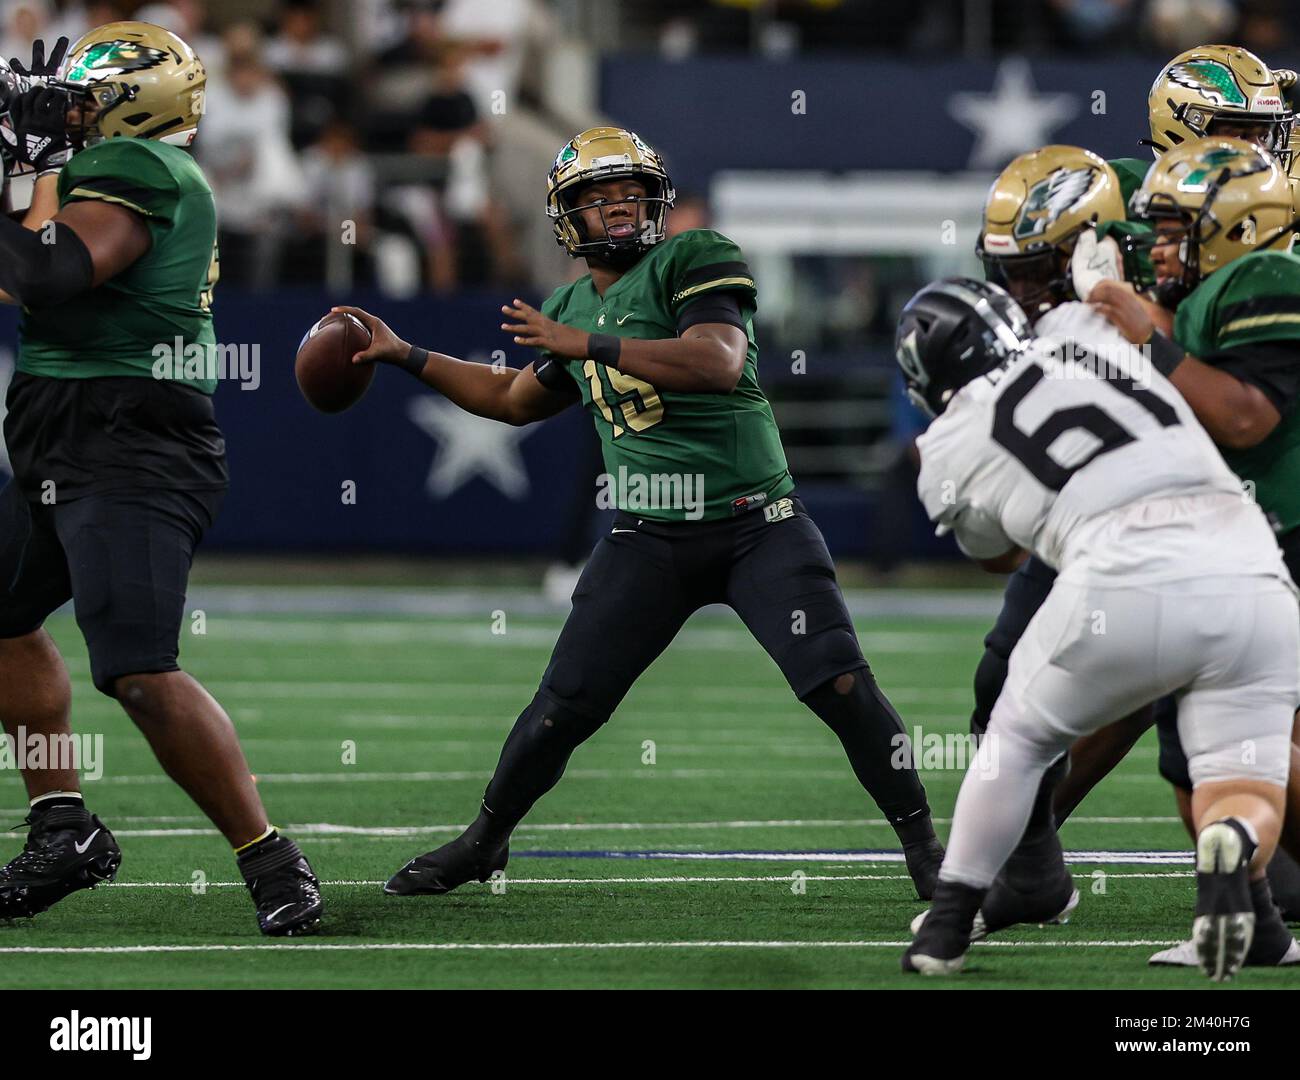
1211;256;1300;350
663;229;757;317
1204;340;1300;416
675;290;746;333
59;141;181;223
532;355;580;396
531;286;581;395
0;216;93;307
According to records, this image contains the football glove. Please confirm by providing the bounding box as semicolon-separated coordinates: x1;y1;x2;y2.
9;85;73;175
9;36;69;85
1069;227;1124;302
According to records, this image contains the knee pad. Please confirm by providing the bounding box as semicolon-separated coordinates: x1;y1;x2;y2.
484;691;609;821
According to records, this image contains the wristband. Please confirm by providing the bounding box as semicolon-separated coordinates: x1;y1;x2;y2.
587;332;622;369
398;345;429;376
1145;330;1185;378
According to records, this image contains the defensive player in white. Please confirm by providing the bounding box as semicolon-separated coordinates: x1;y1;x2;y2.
895;278;1300;980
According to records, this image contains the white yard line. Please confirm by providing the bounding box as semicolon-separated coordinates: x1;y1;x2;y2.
0;938;1183;956
102;871;1190;888
91;816;1182;837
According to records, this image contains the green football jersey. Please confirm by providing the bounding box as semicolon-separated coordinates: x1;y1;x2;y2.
1174;250;1300;532
1108;156;1150;207
19;139;220;393
541;228;794;522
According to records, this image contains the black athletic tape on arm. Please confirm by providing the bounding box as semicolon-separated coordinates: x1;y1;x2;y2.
0;217;94;307
676;290;746;333
397;345;429;376
1146;330;1185;378
588;333;622;369
1205;341;1300;415
533;355;580;395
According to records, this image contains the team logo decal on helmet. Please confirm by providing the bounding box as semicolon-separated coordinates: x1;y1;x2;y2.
1014;167;1098;241
1165;61;1248;108
64;39;169;82
1175;146;1252;192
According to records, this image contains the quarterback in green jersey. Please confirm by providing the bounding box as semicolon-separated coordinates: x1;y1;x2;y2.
0;24;321;936
338;126;945;900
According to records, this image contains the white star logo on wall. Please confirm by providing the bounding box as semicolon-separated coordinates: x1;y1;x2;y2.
948;58;1080;169
407;396;536;499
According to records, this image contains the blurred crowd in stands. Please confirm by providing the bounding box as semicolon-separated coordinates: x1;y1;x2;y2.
2;0;1293;296
1;0;585;294
641;0;1294;58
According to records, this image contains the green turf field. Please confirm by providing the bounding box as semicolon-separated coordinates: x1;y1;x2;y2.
0;593;1289;990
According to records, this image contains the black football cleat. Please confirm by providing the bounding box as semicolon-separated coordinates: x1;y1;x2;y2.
1192;820;1255;982
902;836;945;901
238;836;323;937
1265;849;1300;923
385;835;509;896
0;808;121;920
970;850;1079;940
902;879;984;975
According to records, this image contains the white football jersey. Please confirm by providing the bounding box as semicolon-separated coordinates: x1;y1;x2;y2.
915;302;1287;584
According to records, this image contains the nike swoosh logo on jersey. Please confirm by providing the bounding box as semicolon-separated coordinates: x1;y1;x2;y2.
74;829;101;854
611;528;636;534
616;313;635;325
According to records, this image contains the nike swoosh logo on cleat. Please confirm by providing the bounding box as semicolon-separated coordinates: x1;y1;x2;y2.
74;829;101;855
611;528;636;534
267;903;295;922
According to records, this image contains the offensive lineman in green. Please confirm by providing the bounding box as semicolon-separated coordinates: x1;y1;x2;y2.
0;23;322;935
336;126;946;898
1087;135;1300;965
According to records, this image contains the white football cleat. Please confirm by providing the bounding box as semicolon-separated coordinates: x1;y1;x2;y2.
1150;936;1300;967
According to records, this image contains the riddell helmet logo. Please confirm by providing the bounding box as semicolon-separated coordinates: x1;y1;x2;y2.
982;232;1019;253
1252;94;1285;112
1166;60;1248;107
1013;167;1096;241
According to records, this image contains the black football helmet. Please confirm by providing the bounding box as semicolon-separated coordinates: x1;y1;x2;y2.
0;58;24;191
894;278;1033;417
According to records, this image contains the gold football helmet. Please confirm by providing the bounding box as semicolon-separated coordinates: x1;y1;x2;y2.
546;127;675;262
1147;45;1292;166
1128;136;1294;300
977;145;1126;312
56;21;205;147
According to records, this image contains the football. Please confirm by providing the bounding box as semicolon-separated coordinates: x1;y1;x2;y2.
295;311;375;413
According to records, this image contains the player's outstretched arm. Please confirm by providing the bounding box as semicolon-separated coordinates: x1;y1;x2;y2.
1088;281;1281;449
0;196;148;307
0;174;68;305
502;298;747;394
331;305;576;426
